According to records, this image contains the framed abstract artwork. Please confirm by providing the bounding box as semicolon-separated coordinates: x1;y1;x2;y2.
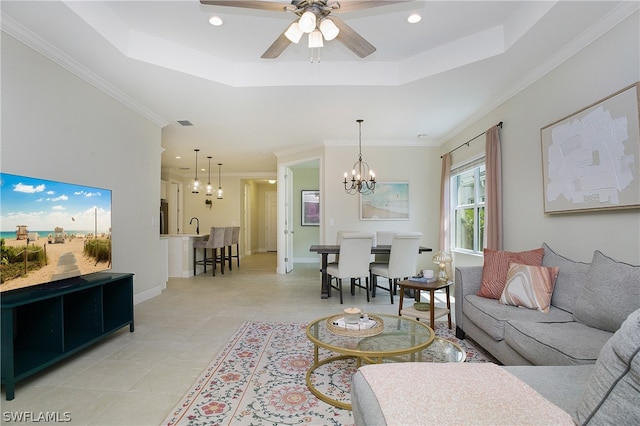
540;82;640;213
301;190;320;226
360;182;410;220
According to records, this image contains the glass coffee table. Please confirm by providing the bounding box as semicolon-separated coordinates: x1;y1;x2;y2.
305;313;465;409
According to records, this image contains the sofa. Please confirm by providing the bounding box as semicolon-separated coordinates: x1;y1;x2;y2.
351;308;640;425
454;243;640;366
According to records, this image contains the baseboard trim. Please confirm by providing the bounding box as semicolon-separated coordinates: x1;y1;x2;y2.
134;285;161;305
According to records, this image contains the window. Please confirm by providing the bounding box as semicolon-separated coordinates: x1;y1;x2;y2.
451;159;485;253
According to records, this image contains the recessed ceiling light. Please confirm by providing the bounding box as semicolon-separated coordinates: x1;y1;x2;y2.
209;16;223;26
408;13;421;24
176;156;181;159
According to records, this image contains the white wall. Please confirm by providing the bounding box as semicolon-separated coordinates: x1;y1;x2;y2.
443;10;640;266
323;144;441;272
1;34;164;302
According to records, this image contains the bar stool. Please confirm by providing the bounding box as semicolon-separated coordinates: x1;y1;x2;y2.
210;227;227;275
193;227;215;275
230;226;240;268
223;227;233;270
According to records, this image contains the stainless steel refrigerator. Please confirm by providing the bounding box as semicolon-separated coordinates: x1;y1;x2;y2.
160;199;169;235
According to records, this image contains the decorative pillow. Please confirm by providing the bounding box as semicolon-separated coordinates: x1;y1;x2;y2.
542;242;590;314
575;308;640;425
478;248;545;299
499;263;559;313
573;250;640;333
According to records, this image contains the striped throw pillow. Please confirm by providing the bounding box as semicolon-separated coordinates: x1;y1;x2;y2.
499;263;559;313
478;248;545;299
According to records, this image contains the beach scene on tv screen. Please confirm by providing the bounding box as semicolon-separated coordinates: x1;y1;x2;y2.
0;173;112;292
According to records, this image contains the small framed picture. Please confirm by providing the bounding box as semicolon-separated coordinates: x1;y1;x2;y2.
301;190;320;226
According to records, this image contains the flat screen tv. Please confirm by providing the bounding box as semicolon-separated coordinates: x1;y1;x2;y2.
0;173;112;293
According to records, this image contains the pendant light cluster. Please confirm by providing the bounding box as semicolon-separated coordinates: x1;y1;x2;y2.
189;149;223;201
343;119;376;195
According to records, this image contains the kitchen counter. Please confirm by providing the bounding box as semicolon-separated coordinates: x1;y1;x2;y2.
166;234;206;278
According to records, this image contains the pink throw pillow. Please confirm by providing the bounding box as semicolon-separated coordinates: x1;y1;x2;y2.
478;248;545;299
499;263;560;313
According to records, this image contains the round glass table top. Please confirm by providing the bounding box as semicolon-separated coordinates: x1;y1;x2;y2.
306;313;435;357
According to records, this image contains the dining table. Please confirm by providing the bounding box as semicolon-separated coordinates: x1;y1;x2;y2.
309;244;433;299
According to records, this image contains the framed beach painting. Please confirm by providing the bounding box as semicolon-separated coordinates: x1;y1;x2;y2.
301;190;320;226
540;82;640;214
360;182;410;220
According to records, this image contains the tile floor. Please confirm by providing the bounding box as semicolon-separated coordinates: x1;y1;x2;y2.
1;253;453;425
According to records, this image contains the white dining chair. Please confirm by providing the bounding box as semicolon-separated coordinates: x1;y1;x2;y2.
372;231;396;264
326;232;375;304
370;232;422;304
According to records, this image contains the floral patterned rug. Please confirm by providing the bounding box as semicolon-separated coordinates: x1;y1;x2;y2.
162;320;494;426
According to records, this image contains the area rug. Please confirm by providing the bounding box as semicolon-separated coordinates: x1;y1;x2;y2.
163;320;494;426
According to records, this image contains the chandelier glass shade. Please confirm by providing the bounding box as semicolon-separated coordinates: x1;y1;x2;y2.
285;21;303;43
343;119;375;195
308;29;324;48
189;149;200;194
319;18;339;41
217;163;224;199
205;156;213;196
298;10;317;33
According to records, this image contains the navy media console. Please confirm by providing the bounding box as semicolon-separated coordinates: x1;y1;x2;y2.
1;272;134;400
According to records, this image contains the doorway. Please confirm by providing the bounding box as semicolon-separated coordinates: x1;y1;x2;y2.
266;191;277;251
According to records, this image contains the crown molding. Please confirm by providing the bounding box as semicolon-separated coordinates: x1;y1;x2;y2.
1;13;168;128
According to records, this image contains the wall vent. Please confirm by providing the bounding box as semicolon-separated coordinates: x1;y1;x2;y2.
177;120;193;126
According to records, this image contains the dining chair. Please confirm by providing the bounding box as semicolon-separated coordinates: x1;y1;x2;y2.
372;231;396;264
326;232;375;304
370;232;422;304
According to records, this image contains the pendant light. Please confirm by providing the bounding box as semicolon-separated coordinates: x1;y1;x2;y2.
217;163;224;199
343;119;376;195
189;149;200;194
205;156;213;196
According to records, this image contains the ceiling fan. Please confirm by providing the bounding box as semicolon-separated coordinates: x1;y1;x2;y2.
200;1;410;59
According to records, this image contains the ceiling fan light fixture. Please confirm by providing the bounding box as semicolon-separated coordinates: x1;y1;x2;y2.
298;10;317;33
308;29;324;48
319;18;339;41
285;21;303;43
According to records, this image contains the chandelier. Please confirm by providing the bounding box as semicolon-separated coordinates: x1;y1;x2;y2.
343;119;375;195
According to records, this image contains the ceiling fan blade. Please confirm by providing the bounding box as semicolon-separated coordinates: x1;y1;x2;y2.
200;1;291;13
331;16;375;58
261;30;292;58
331;0;412;14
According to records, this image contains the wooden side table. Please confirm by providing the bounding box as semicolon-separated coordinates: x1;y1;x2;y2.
397;279;453;329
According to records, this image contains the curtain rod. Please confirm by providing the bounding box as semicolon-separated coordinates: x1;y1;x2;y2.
441;121;503;158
